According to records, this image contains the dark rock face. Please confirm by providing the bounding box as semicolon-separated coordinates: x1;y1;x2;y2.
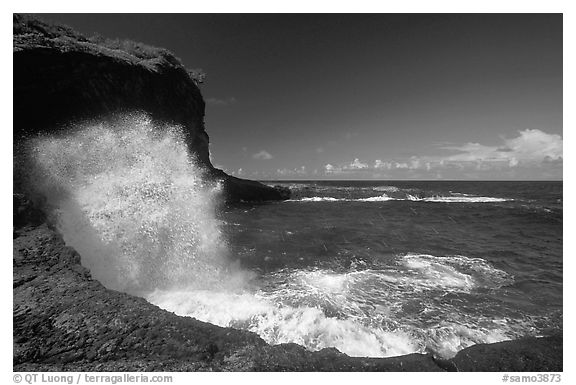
13;14;287;203
450;335;563;372
210;169;290;203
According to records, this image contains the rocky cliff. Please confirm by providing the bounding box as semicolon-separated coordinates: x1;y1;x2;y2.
13;14;287;202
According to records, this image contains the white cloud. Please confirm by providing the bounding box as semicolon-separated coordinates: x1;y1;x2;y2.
374;160;394;170
394;162;409;169
253;150;273;160
445;129;562;166
324;163;338;173
276;166;307;176
505;129;562;161
318;129;561;179
345;158;369;170
409;157;421;169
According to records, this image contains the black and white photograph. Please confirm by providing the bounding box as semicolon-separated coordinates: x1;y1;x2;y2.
11;6;567;377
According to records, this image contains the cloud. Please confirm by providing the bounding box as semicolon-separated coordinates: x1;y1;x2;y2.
374;159;422;170
320;129;561;179
374;159;389;169
206;97;237;106
253;150;273;160
325;158;370;173
444;129;562;166
276;166;307;177
346;158;369;170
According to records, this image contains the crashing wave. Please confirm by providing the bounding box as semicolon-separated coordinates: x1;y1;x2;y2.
149;253;525;359
287;194;511;203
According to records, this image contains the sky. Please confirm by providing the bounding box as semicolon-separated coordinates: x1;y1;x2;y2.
39;13;563;180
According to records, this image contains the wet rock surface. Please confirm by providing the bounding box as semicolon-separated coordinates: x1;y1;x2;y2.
449;335;563;372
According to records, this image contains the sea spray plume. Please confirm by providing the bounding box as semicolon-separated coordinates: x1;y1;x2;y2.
27;114;249;295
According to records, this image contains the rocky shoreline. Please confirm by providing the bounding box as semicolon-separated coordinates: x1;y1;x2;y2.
13;15;562;371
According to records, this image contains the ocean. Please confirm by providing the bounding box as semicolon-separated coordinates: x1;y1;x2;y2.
209;180;563;358
30;119;562;360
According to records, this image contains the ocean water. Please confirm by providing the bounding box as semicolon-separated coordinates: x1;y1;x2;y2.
153;180;562;358
28;116;562;359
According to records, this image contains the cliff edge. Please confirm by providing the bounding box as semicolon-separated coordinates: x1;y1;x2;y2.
13;14;287;203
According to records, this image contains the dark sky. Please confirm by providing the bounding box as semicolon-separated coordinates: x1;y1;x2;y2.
39;14;563;180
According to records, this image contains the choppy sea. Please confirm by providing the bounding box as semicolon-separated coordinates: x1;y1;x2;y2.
199;180;562;358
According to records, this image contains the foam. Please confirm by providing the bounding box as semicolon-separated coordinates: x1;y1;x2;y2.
296;197;343;202
287;194;510;203
373;186;401;192
409;195;511;203
148;287;420;358
150;253;519;358
400;253;513;290
358;195;395;202
27;114;243;295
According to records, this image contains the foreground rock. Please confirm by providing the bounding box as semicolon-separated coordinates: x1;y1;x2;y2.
449;335;563;372
13;196;562;372
13;14;286;203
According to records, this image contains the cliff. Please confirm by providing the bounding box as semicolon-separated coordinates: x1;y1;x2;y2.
13;14;287;203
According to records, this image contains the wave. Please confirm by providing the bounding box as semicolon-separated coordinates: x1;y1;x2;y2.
373;185;401;193
26;114;249;295
406;194;511;203
287;194;511;203
273;182;512;203
358;195;396;202
149;253;527;359
295;197;343;202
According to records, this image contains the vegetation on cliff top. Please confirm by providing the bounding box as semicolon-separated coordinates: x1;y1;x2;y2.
13;14;206;84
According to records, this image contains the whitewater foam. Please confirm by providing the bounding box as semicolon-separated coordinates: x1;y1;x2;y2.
149;253;522;358
287;194;510;203
406;194;510;203
27;114;247;295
